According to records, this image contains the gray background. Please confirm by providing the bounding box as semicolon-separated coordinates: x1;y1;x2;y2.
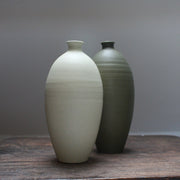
0;0;180;135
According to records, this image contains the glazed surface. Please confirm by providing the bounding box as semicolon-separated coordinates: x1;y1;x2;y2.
94;47;134;153
45;41;103;162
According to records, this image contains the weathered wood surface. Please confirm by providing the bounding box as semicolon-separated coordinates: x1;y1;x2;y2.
0;136;180;180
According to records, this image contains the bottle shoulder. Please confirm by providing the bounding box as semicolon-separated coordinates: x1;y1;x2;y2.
46;50;101;81
53;50;92;63
93;48;126;63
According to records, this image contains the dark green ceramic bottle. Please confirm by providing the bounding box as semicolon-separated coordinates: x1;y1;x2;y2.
93;41;134;153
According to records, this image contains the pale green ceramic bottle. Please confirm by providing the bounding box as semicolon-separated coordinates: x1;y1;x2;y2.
45;40;103;163
93;41;134;153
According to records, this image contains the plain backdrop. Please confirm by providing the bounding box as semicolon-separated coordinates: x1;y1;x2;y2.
0;0;180;135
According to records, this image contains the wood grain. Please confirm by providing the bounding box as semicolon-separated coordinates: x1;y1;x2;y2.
0;136;180;180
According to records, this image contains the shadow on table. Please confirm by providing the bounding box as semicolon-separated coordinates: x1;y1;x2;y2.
49;147;135;168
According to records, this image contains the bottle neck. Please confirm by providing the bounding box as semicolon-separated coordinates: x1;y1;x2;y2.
101;41;115;49
67;40;84;51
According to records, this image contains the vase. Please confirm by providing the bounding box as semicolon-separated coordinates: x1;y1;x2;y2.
45;40;103;163
93;41;134;153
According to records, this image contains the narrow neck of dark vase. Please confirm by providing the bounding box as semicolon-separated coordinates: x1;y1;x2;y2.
101;41;115;49
67;40;84;51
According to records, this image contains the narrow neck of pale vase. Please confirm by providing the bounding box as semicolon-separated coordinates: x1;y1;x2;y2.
101;41;115;49
67;40;84;51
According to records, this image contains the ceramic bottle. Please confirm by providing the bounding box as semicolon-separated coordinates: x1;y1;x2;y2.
93;41;134;153
45;40;103;163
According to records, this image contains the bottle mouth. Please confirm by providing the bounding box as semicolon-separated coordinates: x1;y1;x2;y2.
66;40;84;44
101;41;115;49
66;40;84;50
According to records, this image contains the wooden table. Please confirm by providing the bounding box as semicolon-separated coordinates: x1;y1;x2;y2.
0;136;180;180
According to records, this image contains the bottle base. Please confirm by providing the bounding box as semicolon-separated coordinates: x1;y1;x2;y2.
57;157;89;164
